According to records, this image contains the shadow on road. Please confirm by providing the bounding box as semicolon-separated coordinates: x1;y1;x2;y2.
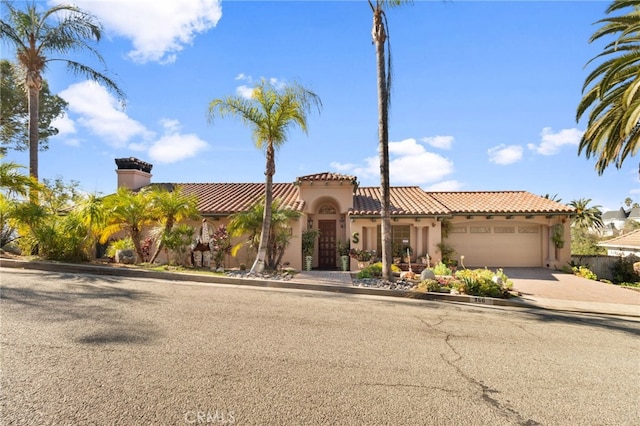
522;308;640;337
1;271;163;346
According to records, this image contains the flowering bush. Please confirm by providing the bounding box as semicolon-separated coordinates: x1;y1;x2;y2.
572;265;597;281
210;225;231;269
350;248;375;261
454;268;513;298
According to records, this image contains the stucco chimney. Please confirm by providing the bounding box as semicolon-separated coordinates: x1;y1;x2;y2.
115;157;153;190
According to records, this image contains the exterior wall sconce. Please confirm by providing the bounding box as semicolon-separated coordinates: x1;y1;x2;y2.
307;217;313;229
339;215;346;228
432;222;437;227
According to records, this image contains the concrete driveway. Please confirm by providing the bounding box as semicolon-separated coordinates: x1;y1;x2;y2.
504;267;640;316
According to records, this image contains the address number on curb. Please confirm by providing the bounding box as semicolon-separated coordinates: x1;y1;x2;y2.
472;297;492;305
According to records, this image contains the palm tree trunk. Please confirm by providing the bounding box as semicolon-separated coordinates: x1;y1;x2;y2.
373;6;394;282
27;82;40;202
150;217;174;264
251;143;275;273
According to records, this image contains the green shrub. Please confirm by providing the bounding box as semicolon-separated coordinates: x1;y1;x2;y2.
106;237;135;258
453;268;512;298
357;262;400;278
416;279;440;293
431;261;452;276
572;265;597;281
610;256;640;284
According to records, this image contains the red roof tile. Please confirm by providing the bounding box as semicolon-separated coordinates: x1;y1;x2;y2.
599;229;640;249
156;183;303;215
429;191;574;215
352;187;450;216
296;172;357;183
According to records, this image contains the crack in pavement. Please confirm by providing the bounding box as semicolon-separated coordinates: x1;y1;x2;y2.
416;315;541;426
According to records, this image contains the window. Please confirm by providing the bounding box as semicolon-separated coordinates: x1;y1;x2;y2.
319;204;337;214
376;225;411;254
518;226;539;233
450;226;467;233
494;226;515;233
470;226;491;233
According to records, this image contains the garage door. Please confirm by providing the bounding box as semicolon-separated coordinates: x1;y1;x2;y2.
446;222;542;267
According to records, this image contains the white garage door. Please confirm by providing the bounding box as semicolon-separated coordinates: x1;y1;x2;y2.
446;222;542;267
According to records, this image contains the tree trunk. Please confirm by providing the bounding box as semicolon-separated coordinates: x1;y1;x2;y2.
150;217;174;264
251;143;275;273
27;81;40;202
373;6;394;282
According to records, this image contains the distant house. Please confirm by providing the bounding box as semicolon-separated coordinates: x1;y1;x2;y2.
114;157;574;270
599;229;640;257
602;207;640;236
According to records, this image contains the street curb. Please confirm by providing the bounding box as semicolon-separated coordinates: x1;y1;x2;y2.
1;258;637;317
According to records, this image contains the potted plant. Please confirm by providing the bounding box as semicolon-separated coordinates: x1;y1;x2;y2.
552;224;564;249
337;239;350;271
301;229;319;271
350;248;373;269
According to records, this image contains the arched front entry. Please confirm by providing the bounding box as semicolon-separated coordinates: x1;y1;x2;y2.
316;203;339;269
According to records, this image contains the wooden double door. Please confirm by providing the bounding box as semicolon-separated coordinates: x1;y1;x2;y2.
318;220;336;269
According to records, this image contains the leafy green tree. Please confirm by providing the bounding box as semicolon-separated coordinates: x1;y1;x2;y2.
569;198;604;231
8;178;88;260
228;199;301;270
161;223;195;266
0;59;67;155
577;0;640;174
624;197;633;207
0;1;124;183
370;0;412;281
571;228;606;255
146;186;199;263
208;80;321;273
100;187;157;263
0;155;37;198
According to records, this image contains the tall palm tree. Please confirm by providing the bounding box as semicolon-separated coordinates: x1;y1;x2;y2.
208;80;321;273
0;1;124;183
369;0;411;281
577;0;640;174
147;186;199;263
228;199;301;270
569;198;604;231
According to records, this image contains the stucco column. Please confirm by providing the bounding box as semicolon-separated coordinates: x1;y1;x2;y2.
415;225;424;258
546;225;557;263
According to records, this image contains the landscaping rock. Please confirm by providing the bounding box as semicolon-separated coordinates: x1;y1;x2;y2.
420;269;436;281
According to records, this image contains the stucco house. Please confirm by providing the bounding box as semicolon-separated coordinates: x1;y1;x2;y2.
115;157;574;270
598;229;640;257
602;207;640;236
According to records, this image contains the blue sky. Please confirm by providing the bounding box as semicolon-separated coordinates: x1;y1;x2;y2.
3;0;639;212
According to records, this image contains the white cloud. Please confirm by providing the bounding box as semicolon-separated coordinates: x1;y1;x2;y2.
236;85;255;99
50;114;79;146
425;180;463;191
56;81;209;162
527;127;583;156
420;135;454;150
58;81;153;148
333;138;454;186
72;0;222;64
148;133;209;164
488;144;523;165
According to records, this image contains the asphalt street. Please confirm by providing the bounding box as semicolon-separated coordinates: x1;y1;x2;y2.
2;268;639;425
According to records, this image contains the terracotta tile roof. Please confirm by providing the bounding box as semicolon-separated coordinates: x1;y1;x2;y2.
599;229;640;249
429;191;574;215
296;172;357;183
154;183;303;215
352;187;450;216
